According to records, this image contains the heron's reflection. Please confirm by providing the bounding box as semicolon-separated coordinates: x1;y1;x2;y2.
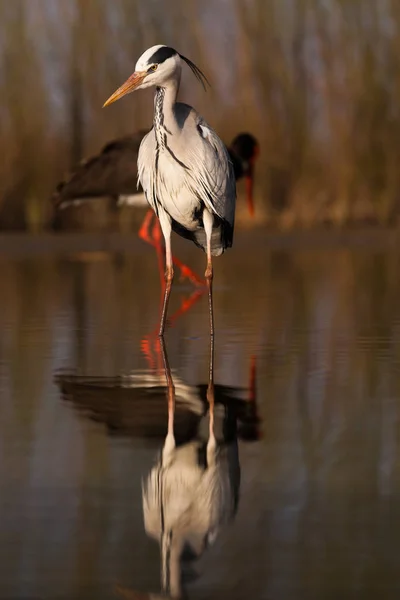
142;336;241;598
55;338;259;598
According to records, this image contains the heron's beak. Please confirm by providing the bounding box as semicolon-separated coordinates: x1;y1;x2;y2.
245;160;255;217
103;71;146;107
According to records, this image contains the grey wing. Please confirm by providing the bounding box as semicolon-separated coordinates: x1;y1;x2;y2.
192;120;236;227
137;129;157;212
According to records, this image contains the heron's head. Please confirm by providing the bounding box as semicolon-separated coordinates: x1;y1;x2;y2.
229;133;259;217
103;45;209;107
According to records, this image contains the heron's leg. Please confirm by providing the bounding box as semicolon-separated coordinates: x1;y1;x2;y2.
158;209;174;337
203;209;214;337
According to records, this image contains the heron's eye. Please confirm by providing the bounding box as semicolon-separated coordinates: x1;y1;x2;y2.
147;64;158;73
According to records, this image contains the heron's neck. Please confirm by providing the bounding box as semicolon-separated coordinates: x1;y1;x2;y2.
154;80;180;145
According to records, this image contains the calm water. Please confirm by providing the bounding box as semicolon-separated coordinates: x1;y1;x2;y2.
1;232;400;599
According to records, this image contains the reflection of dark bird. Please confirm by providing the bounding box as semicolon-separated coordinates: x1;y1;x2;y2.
102;44;256;334
54;368;260;445
55;338;259;598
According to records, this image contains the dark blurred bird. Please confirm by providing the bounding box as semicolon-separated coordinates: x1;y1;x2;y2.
52;131;258;287
52;131;149;210
52;132;258;215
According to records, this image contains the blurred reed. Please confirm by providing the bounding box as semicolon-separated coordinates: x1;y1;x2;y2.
1;0;400;230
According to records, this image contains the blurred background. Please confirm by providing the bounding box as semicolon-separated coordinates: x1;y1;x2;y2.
2;2;400;598
2;0;400;230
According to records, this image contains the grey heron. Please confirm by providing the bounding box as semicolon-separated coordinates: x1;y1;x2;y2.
103;45;237;335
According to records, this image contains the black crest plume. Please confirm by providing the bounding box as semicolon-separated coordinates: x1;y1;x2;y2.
179;53;210;91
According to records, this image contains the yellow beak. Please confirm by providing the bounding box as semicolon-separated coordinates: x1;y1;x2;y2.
103;71;147;107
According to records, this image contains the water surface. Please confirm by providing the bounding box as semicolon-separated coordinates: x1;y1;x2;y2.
1;232;400;599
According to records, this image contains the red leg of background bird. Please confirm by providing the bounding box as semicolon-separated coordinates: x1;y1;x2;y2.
138;209;155;243
139;211;166;292
168;288;205;324
140;211;203;286
152;218;162;244
173;255;204;287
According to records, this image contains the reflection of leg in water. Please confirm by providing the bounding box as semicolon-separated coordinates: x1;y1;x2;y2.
158;336;182;598
159;336;176;465
206;320;216;467
141;288;205;371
